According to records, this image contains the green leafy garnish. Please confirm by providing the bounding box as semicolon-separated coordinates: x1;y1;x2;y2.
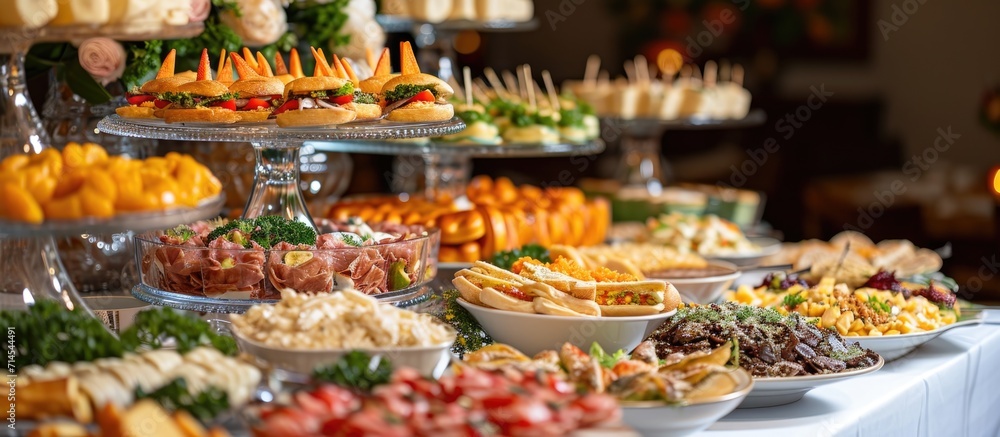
339;233;363;247
558;107;585;128
313;351;392;392
456;110;493;125
589;342;626;369
166;225;196;243
782;291;807;308
119;307;238;356
0;300;123;369
490;244;550;270
135;378;229;423
867;295;891;314
205;216;317;249
121;40;163;90
353;90;378;105
383;84;437;103
287;0;351;57
433;289;492;357
156;91;237;108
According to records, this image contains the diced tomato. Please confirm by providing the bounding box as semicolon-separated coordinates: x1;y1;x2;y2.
495;285;531;301
274;99;299;115
330;94;354;105
411;90;435;102
242;97;272;111
126;94;155;105
153;99;171;109
210;99;236;111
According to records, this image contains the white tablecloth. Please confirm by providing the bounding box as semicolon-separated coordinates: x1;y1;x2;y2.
702;324;1000;437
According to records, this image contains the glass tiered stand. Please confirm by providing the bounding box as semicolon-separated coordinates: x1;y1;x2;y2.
97;116;465;313
609;109;767;193
0;23;204;315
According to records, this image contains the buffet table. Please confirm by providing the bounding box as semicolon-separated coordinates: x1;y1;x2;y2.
704;322;1000;437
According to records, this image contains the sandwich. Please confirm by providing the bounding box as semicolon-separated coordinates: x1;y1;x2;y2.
117;49;191;119
380;41;455;122
513;257;680;316
155;49;240;124
438;103;501;144
453;261;601;316
228;53;285;123
501;105;560;145
274;75;357;128
381;73;455;122
338;57;381;121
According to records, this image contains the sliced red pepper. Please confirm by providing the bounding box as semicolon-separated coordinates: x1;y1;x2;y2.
243;98;272;111
126;94;155;106
410;90;435;102
153;99;171;109
210;99;236;111
273;99;299;115
329;94;353;105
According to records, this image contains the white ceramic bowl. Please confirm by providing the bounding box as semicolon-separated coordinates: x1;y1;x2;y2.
232;330;455;378
647;261;741;304
621;368;754;437
739;356;884;408
457;298;676;356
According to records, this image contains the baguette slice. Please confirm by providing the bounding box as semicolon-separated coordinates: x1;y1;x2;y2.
515;261;597;301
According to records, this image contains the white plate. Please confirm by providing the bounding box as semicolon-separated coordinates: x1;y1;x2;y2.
739;356;884;408
706;237;782;267
457;298;676;356
851;312;984;361
622;368;754;437
647;261;742;304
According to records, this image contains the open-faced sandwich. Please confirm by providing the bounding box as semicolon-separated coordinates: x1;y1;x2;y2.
117;49;191;119
439;103;501;144
155;49;240;124
502;105;560;144
228;52;284;123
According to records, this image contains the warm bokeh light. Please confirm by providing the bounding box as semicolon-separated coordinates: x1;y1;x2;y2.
656;48;684;75
454;30;481;55
991;167;1000;196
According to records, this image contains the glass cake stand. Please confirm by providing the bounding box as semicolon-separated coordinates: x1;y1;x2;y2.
98;115;466;229
0;23;204;315
605;109;767;194
0;196;224;314
311;139;606;200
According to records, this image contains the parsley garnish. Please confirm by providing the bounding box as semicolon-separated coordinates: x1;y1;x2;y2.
353;90;378;105
383;84;437;103
867;295;891;314
782;291;807;308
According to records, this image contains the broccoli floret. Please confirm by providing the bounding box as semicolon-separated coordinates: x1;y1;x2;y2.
165;225;195;243
249;215;317;249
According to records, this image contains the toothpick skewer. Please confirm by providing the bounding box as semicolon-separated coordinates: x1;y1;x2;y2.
502;70;521;100
484;68;509;100
463;67;474;107
635;54;649;86
473;77;494;100
624;60;636;84
542;70;560;111
471;81;492;103
704;60;717;87
584;54;600;87
733;64;745;87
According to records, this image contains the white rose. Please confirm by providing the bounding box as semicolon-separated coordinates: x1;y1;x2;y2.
189;0;211;22
220;0;288;46
77;38;126;86
335;15;384;62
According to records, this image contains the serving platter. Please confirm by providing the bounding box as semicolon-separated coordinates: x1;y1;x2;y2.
851;310;985;361
621;368;754;437
739;356;884;408
706;236;783;267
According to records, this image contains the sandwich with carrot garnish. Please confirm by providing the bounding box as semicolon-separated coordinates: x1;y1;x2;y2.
273;51;357;128
155;49;240;124
228;53;284;123
117;49;191;119
337;57;381;121
380;42;455;122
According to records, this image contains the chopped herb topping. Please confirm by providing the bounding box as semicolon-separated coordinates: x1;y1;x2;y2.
383;84;437;103
353;90;378;105
157;91;237;108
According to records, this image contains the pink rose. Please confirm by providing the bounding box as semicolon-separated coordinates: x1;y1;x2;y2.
189;0;211;22
77;38;126;86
